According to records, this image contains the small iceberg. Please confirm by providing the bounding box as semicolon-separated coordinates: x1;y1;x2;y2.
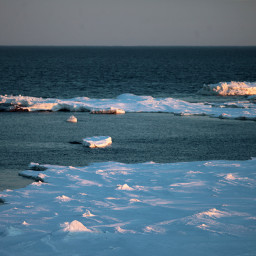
82;136;112;148
66;115;77;123
90;107;125;114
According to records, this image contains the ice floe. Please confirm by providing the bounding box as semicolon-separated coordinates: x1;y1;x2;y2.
66;115;77;123
198;81;256;96
1;93;256;121
82;136;112;148
0;159;256;255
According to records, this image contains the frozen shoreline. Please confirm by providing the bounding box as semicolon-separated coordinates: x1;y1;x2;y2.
1;92;256;121
0;159;256;255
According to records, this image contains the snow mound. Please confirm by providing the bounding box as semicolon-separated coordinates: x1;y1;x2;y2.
198;81;256;96
197;208;231;218
82;210;95;217
56;195;72;202
62;220;92;232
116;184;134;191
115;226;136;234
82;136;112;148
225;173;237;180
130;198;141;203
66;115;77;123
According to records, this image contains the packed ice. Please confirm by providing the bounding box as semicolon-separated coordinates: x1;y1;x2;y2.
1;90;256;120
0;159;256;255
82;136;112;148
198;81;256;96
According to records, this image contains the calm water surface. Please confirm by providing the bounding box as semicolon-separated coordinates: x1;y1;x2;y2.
0;47;256;191
0;112;255;191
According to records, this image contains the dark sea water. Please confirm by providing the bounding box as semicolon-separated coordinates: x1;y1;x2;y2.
0;47;256;190
1;46;256;99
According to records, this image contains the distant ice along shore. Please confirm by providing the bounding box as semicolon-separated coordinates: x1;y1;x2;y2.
0;94;256;121
0;82;256;121
198;81;256;96
0;159;255;255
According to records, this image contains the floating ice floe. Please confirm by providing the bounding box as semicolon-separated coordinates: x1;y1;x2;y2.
66;115;77;123
198;81;256;96
82;136;112;148
1;92;256;121
0;159;256;255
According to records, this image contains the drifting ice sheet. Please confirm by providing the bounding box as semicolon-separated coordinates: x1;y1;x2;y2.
82;136;112;148
0;159;256;255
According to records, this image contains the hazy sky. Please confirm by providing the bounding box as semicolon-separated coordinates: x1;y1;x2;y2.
0;0;255;46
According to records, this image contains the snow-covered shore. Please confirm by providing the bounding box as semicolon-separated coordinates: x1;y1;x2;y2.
0;159;256;255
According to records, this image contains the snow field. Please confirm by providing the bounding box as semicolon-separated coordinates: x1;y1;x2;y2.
0;159;256;255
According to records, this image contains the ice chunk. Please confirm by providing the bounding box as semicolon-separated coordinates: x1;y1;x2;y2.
56;195;72;202
198;81;256;96
130;198;141;203
116;184;134;191
22;221;29;226
66;115;77;123
225;173;236;180
28;162;47;171
196;208;231;218
115;226;136;234
82;136;112;148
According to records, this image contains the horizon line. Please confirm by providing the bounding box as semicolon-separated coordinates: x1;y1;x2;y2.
0;44;256;48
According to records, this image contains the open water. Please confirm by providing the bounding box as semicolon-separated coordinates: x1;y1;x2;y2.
0;46;256;190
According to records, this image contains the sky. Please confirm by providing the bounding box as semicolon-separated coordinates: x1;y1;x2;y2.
0;0;255;46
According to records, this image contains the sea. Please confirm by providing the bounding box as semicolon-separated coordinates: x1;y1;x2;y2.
0;46;256;191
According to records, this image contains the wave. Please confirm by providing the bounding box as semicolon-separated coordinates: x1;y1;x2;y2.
198;81;256;96
0;93;256;121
